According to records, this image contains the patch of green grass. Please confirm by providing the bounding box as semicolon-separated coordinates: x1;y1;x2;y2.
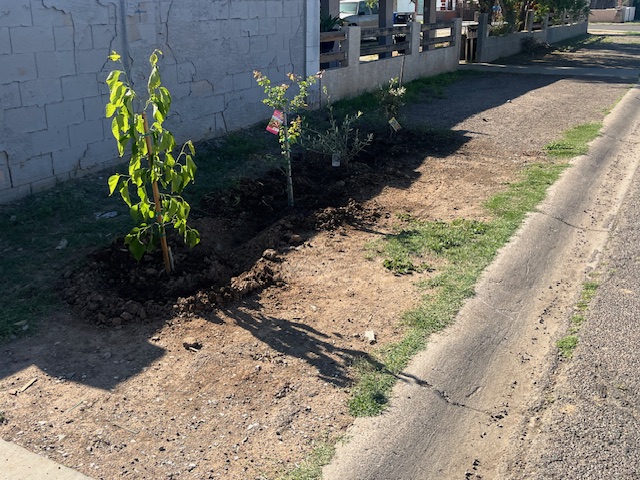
544;123;602;158
561;280;599;353
350;161;569;416
280;442;336;480
404;70;479;100
556;335;578;358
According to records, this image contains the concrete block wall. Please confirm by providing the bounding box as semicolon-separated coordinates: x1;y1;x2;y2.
476;14;588;64
0;0;308;204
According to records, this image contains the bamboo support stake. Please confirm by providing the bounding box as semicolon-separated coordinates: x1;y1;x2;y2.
142;112;172;274
283;111;294;207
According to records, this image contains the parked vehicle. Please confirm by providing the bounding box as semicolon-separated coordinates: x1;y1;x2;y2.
339;1;413;27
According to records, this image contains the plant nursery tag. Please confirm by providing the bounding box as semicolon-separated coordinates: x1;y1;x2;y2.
389;117;402;132
266;110;284;135
332;153;341;167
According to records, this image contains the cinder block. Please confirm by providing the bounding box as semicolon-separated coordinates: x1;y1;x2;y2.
249;1;267;19
52;146;84;176
5;105;46;134
191;80;213;97
10;26;55;53
31;0;72;27
30;175;58;194
276;17;293;34
211;1;230;20
31;125;70;155
0;82;21;109
74;25;94;50
177;61;196;83
69;119;104;147
0;1;32;28
20;78;63;107
267;32;286;52
35;50;76;78
46;99;84;128
79;139;115;170
8;152;53;187
249;35;269;54
230;1;249;19
232;71;253;91
0;184;31;204
213;74;234;95
54;26;74;51
241;18;260;36
91;24;117;49
62;73;99;100
0;27;10;54
266;0;284;18
259;17;277;36
0;53;37;83
76;48;110;74
83;95;108;122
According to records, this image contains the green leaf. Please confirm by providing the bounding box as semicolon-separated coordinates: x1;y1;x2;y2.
148;67;161;91
119;182;132;207
105;102;117;118
185;228;200;248
108;174;121;195
125;233;146;261
108;51;121;62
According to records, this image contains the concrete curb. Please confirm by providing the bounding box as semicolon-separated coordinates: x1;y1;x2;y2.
0;439;93;479
459;62;640;80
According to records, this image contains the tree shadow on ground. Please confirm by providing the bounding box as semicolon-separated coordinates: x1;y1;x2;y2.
218;299;387;388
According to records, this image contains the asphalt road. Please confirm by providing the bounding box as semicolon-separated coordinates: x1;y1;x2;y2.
325;32;640;480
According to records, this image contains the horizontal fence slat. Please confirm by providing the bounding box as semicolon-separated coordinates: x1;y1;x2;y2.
421;21;455;31
360;42;404;56
320;31;347;42
320;52;347;63
423;35;454;46
360;25;411;37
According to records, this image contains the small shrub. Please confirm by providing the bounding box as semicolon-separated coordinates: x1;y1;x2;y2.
377;77;406;135
303;87;373;168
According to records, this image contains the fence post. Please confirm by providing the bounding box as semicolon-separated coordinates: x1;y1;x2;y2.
410;21;420;56
476;13;489;63
525;9;534;31
345;26;361;65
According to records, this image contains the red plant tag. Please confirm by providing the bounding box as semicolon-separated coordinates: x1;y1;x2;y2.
266;110;284;135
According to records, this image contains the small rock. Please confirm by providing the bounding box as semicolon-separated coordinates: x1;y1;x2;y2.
364;330;376;344
9;215;17;223
335;180;346;187
120;312;133;321
262;249;278;261
55;238;68;250
139;307;147;320
289;234;303;245
183;337;202;350
145;268;158;276
110;317;122;327
151;336;160;341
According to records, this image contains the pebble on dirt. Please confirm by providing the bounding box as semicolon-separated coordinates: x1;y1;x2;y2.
183;337;202;350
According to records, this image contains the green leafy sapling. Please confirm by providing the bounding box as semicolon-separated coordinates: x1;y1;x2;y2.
254;70;318;207
105;50;199;271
